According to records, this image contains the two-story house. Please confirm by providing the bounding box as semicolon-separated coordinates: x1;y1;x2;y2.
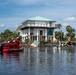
17;16;57;42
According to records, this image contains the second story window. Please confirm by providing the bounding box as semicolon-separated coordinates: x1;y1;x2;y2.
30;33;33;35
40;30;43;35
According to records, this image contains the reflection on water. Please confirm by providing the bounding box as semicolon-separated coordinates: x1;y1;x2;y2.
0;47;76;75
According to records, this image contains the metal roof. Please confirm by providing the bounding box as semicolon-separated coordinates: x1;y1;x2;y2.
27;16;56;22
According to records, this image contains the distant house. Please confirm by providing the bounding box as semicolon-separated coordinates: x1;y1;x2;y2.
17;16;57;42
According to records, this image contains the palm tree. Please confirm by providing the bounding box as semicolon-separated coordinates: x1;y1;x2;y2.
56;23;63;40
55;31;64;42
56;23;62;30
66;25;75;40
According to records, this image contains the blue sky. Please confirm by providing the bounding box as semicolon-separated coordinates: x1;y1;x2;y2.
0;0;76;33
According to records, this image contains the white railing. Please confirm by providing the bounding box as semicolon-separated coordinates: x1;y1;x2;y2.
51;24;55;27
20;24;56;28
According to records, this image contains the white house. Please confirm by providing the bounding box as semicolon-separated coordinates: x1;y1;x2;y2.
17;16;57;42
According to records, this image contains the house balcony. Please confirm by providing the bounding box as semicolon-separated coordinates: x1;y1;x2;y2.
20;24;57;29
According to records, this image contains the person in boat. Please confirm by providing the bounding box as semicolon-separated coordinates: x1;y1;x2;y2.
4;41;10;49
10;38;15;49
15;37;20;49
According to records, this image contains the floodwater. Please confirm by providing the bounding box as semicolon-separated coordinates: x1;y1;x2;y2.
0;47;76;75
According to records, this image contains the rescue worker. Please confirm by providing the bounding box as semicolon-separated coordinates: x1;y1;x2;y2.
15;37;20;48
4;41;10;49
10;38;15;48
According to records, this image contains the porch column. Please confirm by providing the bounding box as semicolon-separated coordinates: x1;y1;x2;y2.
31;36;33;42
22;36;25;42
45;29;47;41
28;28;30;40
37;29;38;41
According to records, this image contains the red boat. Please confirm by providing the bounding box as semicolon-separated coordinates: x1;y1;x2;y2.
3;46;24;53
1;38;24;53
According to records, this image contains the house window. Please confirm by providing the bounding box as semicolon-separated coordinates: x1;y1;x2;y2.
30;33;33;35
40;30;43;35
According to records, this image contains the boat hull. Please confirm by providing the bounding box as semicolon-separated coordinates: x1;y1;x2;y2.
3;46;24;53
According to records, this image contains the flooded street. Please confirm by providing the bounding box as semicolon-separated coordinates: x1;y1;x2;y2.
0;47;76;75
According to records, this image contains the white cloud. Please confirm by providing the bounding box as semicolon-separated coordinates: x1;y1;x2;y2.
64;17;76;22
0;24;5;27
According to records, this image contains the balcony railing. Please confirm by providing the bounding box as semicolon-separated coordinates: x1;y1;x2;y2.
20;24;57;29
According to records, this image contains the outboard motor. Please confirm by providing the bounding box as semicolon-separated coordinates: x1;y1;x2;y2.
0;44;4;53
